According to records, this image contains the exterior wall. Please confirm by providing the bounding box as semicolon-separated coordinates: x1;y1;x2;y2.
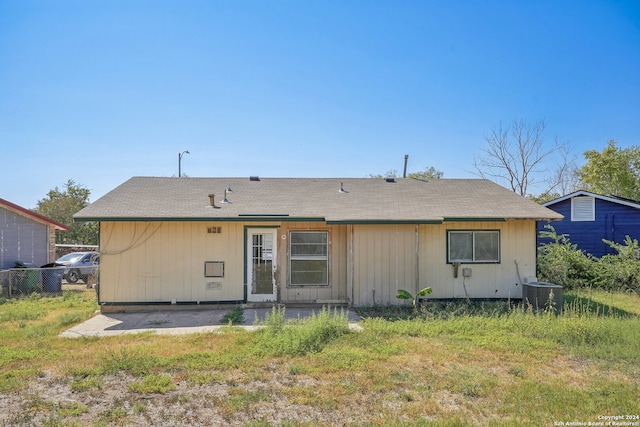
350;224;418;306
538;198;640;257
98;219;538;307
99;221;251;304
421;221;538;300
0;206;49;269
99;220;349;305
277;222;349;304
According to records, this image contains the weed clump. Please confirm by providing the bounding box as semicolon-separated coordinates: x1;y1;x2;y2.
221;305;245;325
253;305;350;356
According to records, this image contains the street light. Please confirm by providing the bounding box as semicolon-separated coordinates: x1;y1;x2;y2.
178;150;190;177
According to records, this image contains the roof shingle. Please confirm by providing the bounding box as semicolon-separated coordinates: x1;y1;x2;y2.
74;177;563;223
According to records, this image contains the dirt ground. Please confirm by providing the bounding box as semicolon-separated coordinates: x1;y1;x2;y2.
1;369;375;426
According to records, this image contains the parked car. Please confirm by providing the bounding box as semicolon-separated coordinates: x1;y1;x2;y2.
55;252;100;284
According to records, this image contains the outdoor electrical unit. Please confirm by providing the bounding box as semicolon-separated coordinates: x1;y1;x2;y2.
522;282;563;313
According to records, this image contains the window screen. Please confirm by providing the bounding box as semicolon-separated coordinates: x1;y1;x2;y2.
289;231;328;285
448;230;500;263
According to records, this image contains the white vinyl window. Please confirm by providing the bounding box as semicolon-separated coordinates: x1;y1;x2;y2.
448;230;500;263
289;231;328;286
571;197;595;221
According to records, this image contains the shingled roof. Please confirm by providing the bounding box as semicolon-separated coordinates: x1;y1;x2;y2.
1;197;69;230
73;177;563;223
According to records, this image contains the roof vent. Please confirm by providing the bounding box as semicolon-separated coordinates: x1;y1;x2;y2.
339;182;348;193
222;189;230;204
208;194;220;209
385;177;396;183
249;176;260;181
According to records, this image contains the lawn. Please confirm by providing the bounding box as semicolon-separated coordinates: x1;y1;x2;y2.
0;289;638;426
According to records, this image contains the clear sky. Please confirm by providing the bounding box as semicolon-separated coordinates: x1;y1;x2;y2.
1;0;639;209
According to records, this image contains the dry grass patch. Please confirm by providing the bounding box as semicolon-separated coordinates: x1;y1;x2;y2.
1;289;639;426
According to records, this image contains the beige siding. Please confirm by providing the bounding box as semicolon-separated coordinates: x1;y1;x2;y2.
98;220;349;305
99;221;250;304
98;219;538;306
351;224;418;306
277;223;349;303
419;220;537;300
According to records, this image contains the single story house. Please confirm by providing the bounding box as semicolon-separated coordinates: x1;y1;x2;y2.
74;177;562;310
1;197;69;269
538;190;640;258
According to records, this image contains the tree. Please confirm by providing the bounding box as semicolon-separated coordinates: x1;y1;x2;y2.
34;179;98;245
368;166;443;179
473;119;567;197
529;143;580;203
577;140;640;200
408;166;443;180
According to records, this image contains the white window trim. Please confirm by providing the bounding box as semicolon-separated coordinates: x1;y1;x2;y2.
571;196;595;221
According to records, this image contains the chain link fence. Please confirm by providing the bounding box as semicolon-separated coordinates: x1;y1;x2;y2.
0;267;65;298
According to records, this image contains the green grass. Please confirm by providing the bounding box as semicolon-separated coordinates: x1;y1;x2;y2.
128;373;175;394
0;288;638;426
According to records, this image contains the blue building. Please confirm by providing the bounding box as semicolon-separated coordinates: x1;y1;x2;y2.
538;191;640;258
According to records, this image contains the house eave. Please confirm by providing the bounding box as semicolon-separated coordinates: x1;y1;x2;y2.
443;217;506;222
74;216;327;223
326;219;443;225
1;198;69;230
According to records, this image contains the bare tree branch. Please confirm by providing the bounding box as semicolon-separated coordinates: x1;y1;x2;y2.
473;119;565;197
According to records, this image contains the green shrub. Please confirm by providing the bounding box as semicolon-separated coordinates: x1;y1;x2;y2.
538;225;640;295
538;224;594;289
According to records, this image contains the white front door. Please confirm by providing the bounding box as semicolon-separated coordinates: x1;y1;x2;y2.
247;229;277;302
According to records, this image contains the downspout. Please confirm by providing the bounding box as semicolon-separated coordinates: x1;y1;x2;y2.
415;225;420;295
349;224;354;308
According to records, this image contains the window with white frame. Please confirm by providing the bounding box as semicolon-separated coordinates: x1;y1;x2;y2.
571;196;595;221
289;231;328;286
448;230;500;263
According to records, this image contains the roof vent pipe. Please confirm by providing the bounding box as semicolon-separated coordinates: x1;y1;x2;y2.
222;189;230;203
403;154;409;179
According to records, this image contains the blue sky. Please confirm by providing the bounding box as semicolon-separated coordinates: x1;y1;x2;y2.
1;0;639;209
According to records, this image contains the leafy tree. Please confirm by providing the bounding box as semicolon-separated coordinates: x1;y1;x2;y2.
474;119;569;197
366;169;399;179
368;166;443;179
33;179;98;245
577;140;640;200
408;166;443;180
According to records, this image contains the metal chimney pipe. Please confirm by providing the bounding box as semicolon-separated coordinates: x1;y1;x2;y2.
403;154;409;178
